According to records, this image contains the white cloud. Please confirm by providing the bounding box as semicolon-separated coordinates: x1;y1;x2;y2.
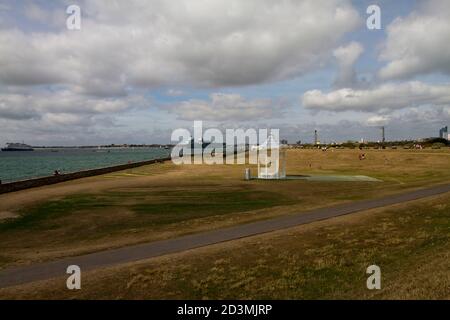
366;115;390;126
0;0;360;94
165;93;286;121
379;0;450;80
0;0;364;144
302;81;450;113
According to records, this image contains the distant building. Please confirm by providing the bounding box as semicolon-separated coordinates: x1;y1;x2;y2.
439;126;448;140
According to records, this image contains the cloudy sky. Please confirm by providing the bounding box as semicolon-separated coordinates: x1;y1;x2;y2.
1;0;449;145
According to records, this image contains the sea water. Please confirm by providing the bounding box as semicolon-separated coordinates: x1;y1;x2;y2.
0;147;170;183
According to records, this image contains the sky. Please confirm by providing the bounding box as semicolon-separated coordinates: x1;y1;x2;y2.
0;0;450;145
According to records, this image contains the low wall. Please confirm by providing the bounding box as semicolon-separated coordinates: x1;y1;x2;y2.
0;156;171;195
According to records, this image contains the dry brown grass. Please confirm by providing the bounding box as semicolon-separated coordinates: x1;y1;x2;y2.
1;191;449;300
0;149;449;270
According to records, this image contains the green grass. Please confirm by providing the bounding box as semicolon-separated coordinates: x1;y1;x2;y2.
1;148;450;272
0;188;292;268
125;194;450;299
2;192;449;299
0;194;114;232
0;189;290;233
132;190;291;225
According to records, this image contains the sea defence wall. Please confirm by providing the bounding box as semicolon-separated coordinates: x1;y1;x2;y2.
0;156;171;195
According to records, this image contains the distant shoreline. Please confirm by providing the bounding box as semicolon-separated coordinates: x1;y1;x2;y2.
29;145;174;149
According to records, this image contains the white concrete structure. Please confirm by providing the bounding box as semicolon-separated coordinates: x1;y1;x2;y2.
256;134;286;179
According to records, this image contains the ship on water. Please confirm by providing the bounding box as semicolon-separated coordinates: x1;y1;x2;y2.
1;142;34;151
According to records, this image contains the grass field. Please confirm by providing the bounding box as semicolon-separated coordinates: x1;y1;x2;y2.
1;189;449;299
0;148;450;270
0;148;449;299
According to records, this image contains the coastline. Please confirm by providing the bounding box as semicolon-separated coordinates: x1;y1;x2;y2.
0;156;171;195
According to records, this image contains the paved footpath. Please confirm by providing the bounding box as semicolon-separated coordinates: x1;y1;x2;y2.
1;183;450;289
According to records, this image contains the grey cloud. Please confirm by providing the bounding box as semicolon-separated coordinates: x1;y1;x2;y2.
333;42;364;88
164;93;288;121
0;90;147;121
0;0;361;95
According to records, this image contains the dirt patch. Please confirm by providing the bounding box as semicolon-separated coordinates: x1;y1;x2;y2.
0;211;18;221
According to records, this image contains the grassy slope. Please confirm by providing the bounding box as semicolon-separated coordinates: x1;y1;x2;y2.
0;149;449;269
1;190;449;299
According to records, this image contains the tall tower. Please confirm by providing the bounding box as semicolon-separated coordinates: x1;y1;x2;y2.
314;130;318;145
381;126;385;143
439;126;448;139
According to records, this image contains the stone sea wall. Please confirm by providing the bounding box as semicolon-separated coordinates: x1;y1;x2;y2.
0;157;171;195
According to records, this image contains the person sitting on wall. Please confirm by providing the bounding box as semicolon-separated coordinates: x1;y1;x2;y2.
53;170;60;176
